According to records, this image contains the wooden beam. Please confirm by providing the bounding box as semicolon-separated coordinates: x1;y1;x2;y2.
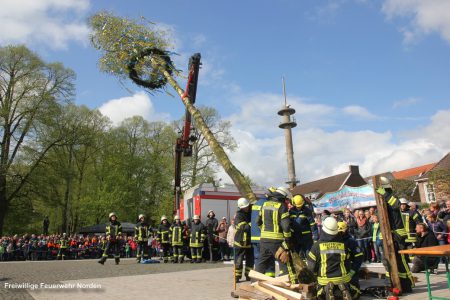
258;282;303;300
233;284;276;300
253;283;289;300
248;270;290;286
372;175;402;293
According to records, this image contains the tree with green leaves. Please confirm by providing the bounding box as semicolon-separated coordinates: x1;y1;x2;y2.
391;179;420;202
0;45;75;235
89;12;257;203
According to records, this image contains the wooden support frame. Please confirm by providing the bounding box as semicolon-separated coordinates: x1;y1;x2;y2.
372;175;402;293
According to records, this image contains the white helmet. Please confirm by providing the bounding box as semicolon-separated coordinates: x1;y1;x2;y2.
160;215;167;222
237;197;250;209
138;214;145;220
174;215;180;220
399;198;408;204
380;176;392;189
276;186;292;199
109;212;117;219
322;217;338;235
193;215;200;220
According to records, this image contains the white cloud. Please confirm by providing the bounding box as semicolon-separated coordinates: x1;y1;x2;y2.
0;0;90;49
342;105;378;120
382;0;450;44
392;97;419;108
217;92;450;188
98;92;169;126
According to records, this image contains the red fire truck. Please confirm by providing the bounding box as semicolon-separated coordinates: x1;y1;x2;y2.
180;183;267;222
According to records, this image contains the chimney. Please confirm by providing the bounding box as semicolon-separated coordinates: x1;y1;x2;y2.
349;165;359;175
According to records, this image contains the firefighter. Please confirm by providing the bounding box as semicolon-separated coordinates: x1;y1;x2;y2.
98;212;122;265
135;214;150;263
376;177;414;293
255;186;299;284
157;215;172;263
399;198;418;246
190;214;206;263
205;210;219;261
251;187;276;277
171;215;184;263
57;233;69;260
338;221;364;299
289;194;318;258
307;217;358;300
234;198;254;283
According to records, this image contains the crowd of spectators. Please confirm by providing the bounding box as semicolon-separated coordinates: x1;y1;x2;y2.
2;200;449;263
313;199;450;265
0;233;160;261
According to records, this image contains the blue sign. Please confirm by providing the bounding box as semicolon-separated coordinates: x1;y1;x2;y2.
313;184;376;213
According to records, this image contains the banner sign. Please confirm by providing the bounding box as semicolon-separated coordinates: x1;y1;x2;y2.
313;184;376;213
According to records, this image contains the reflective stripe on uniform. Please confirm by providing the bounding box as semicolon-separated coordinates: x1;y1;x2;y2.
388;196;397;206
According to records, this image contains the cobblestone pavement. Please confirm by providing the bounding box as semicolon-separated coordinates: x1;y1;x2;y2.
0;258;227;300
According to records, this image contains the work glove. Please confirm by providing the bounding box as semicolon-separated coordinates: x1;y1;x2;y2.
376;187;386;196
275;246;290;264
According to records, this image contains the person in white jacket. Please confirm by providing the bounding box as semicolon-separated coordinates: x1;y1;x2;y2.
226;218;236;259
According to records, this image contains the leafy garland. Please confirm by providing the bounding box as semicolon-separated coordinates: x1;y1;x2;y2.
126;48;175;90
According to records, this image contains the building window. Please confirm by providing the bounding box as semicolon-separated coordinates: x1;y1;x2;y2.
425;183;436;203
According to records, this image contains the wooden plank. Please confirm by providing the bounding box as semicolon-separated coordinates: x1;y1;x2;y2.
372;175;402;293
259;282;303;300
253;283;289;300
233;284;276;300
248;270;290;286
399;244;450;256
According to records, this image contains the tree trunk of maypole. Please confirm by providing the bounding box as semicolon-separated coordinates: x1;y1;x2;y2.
152;59;257;203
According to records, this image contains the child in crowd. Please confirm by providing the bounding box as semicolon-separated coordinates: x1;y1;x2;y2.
371;215;383;263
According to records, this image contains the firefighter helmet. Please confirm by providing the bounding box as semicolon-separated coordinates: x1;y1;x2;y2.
161;215;167;222
174;215;180;220
237;197;250;209
292;195;305;208
109;212;117;219
193;215;200;220
337;221;348;233
380;176;392;189
399;198;408;204
138;214;145;220
322;217;338;235
276;186;292;199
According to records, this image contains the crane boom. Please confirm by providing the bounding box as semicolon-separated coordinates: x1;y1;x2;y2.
174;53;201;215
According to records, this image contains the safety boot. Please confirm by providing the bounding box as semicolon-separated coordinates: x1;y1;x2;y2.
173;257;178;263
115;257;120;265
98;257;106;265
338;283;352;300
179;256;184;264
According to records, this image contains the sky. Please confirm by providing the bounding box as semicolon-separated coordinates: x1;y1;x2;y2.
1;0;450;187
